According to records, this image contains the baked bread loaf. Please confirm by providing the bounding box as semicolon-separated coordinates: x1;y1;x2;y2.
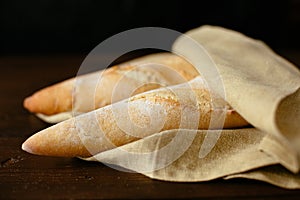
23;53;199;123
22;77;249;157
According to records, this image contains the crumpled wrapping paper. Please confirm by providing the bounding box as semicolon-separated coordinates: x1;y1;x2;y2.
83;26;300;189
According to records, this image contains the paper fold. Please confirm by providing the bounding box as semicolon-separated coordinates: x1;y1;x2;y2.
173;25;300;171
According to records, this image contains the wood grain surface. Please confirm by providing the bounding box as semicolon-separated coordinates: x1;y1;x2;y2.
0;53;300;199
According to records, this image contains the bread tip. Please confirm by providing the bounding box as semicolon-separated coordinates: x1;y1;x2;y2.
23;96;33;111
21;139;34;154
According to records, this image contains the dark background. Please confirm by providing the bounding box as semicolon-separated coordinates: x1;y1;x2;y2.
0;0;299;55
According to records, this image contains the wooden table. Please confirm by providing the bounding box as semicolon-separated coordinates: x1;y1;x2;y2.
1;53;300;199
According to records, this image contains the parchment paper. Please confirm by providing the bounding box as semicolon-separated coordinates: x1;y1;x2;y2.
84;26;300;189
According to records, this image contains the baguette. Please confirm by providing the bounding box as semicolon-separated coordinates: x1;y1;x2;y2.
24;53;199;122
22;77;249;157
